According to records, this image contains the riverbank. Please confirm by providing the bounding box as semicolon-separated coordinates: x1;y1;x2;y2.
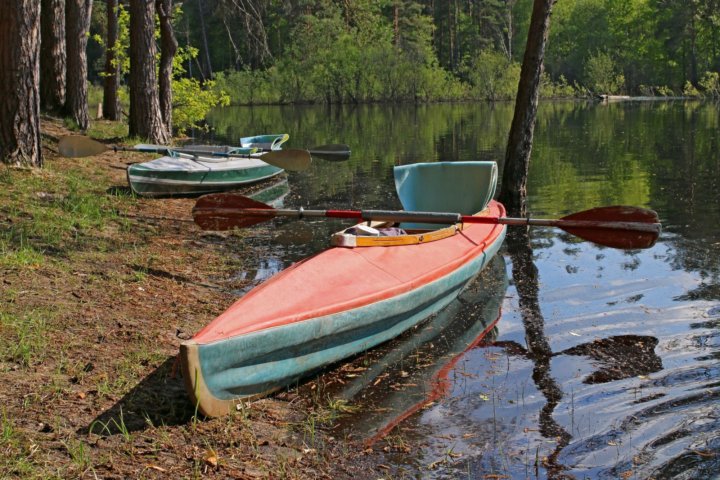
0;118;386;478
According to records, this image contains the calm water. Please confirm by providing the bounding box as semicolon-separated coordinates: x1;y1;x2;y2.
202;101;720;479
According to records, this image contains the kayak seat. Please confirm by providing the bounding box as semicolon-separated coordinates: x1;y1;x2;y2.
240;134;289;151
393;161;498;230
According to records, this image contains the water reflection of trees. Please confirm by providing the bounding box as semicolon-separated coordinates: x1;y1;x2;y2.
499;227;663;477
500;227;573;477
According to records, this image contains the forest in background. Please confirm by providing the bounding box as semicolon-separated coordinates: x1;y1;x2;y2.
87;0;720;106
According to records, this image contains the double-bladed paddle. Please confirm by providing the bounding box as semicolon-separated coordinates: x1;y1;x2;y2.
191;193;662;250
58;135;312;171
133;141;350;159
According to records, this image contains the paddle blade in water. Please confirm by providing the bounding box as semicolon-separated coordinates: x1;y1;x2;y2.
308;144;351;161
559;206;661;249
193;193;275;230
58;136;109;158
260;149;312;171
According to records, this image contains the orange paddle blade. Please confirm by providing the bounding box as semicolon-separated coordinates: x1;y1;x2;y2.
558;206;661;249
193;193;276;230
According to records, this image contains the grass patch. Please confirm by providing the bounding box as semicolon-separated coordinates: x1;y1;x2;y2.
0;310;51;367
0;410;37;477
0;118;372;479
0;162;133;266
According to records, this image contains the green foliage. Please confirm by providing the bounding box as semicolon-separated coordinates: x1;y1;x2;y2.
171;45;230;132
85;0;720;107
213;70;279;105
172;77;230;132
91;3;130;76
211;2;465;104
541;74;582;99
462;50;520;101
698;71;720;99
683;81;701;97
584;51;625;94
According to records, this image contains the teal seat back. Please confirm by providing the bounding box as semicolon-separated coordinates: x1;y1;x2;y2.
393;161;498;229
240;134;289;151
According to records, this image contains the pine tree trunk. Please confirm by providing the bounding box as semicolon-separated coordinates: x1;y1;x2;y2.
103;0;121;120
128;0;169;144
65;0;93;131
197;0;214;79
157;0;178;134
0;0;42;167
499;0;556;217
40;0;66;112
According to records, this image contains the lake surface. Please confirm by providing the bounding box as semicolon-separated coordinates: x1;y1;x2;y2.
201;101;719;479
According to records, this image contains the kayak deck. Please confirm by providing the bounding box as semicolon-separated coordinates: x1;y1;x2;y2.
190;200;505;344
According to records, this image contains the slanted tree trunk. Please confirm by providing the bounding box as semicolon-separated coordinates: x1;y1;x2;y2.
65;0;93;131
499;0;556;217
128;0;169;144
157;0;178;135
103;0;121;120
0;0;42;167
40;0;66;112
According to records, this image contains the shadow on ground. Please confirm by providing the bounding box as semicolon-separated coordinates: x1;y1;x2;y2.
82;357;196;435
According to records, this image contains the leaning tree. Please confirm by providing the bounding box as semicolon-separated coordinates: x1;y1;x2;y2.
0;0;43;167
499;0;556;217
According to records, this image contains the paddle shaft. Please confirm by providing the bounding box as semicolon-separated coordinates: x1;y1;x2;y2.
198;206;661;233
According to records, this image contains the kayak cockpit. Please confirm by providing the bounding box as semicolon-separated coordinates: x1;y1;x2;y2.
332;161;498;247
330;221;464;247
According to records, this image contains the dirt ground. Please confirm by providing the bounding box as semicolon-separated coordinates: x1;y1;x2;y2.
0;119;389;479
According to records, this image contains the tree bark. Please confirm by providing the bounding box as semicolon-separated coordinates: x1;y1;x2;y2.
0;0;42;167
65;0;92;131
499;0;555;217
128;0;169;144
197;0;213;79
157;0;178;134
40;0;66;112
103;0;121;120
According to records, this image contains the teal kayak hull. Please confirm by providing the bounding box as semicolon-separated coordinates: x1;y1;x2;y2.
127;155;283;197
181;224;505;415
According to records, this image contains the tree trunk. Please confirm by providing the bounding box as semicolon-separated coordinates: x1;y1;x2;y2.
0;0;42;167
40;0;66;112
157;0;178;134
128;0;169;144
499;0;555;217
197;0;213;79
103;0;121;120
65;0;93;131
